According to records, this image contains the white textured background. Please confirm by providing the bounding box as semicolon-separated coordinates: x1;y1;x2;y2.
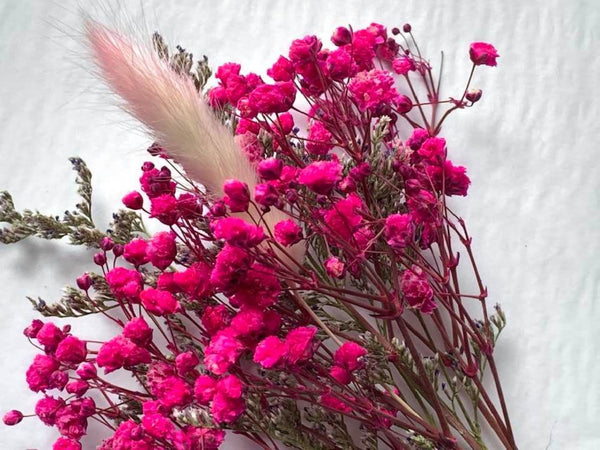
0;1;598;449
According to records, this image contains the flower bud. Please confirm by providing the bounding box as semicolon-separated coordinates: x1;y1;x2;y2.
403;23;412;33
100;237;114;251
331;26;352;46
391;27;400;36
258;157;283;180
76;362;97;380
122;191;144;210
466;89;482;103
112;244;124;257
395;95;413;114
210;200;227;217
3;410;23;426
141;161;155;172
223;179;250;212
93;252;106;266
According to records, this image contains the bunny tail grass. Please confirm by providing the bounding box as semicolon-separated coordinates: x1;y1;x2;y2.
84;20;257;196
85;21;305;264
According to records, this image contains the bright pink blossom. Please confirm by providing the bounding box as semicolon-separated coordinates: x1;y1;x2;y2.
254;336;285;369
223;179;250;212
320;393;352;413
150;194;179;225
105;267;144;302
274;219;303;246
325;256;345;278
267;56;295;81
323;193;364;240
298;160;342;194
173;262;212;299
213;217;265;247
122;191;143;210
123;317;153;347
247;82;296;114
254;183;278;207
147;232;177;270
392;56;416;75
123;238;149;266
201;305;233;336
284;327;318;365
36;322;65;352
26;354;60;392
96;335;151;374
140;288;181;316
348;69;399;113
384;213;414;250
333;341;367;372
175;351;199;376
3;410;23;426
194;375;217;404
35;395;65;425
400;265;437;314
55;336;87;365
426;160;471;196
204;331;244;375
229;263;281;309
469;42;499;66
306;121;334;155
53;437;82;450
258;157;283;180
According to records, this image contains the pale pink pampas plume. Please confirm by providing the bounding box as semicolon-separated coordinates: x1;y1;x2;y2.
85;20;257;197
85;21;305;264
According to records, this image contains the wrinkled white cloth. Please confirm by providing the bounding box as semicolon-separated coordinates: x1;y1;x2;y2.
0;1;598;448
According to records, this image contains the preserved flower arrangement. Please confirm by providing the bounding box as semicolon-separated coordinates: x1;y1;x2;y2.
0;19;515;450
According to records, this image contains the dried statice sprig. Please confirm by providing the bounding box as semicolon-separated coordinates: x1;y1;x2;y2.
1;21;515;450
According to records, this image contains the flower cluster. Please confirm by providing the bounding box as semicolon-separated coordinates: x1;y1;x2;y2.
2;22;515;450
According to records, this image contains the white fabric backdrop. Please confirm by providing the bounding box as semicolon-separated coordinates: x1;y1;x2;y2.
0;0;598;448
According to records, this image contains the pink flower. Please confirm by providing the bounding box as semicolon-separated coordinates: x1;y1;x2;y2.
384;213;414;250
298;160;342;194
223;179;250;212
274;220;303;246
254;335;285;369
284;326;318;365
320;393;352;413
175;351;199;376
123;317;153;347
204;331;244;375
173;262;213;299
229;263;281;309
141;413;176;440
123;238;149;266
210;245;251;292
330;366;352;384
141;288;181;316
122;191;143;210
289;35;322;64
218;375;244;399
147;232;177;270
183;427;225;449
55;336;87;365
325;256;345;278
150;376;192;409
150;193;179;225
105;267;144;302
75;362;97;380
194;375;217;404
211;392;245;424
350;29;377;70
323;193;364;240
406;128;430;150
3;410;23;426
247;82;296;114
65;380;89;397
35;395;65;425
469;42;499;66
425;160;471;197
140;166;176;198
26;354;60;392
213;217;265;248
333;341;367;372
418;137;447;162
392;56;416;75
96;335;151;374
348;69;399;113
331;26;352;46
23;318;44;338
229;308;267;338
53;437;82;450
201;305;233;336
267;56;295;81
254;183;278;207
306;121;334;155
36;322;65;352
400;265;437;314
326;47;355;81
407;189;439;225
258;157;283;180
